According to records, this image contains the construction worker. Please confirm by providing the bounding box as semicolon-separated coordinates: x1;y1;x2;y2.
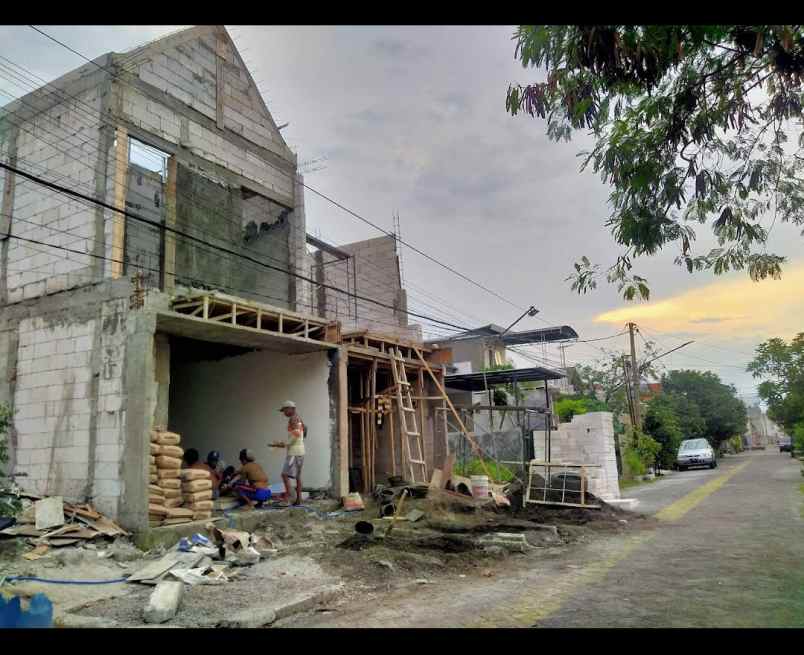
270;400;305;505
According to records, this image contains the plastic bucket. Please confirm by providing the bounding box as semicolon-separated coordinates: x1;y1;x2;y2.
471;475;490;498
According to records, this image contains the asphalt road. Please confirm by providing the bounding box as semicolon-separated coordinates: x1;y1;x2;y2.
284;449;804;628
535;449;804;627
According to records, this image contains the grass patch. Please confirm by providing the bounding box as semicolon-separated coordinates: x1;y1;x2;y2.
453;458;516;483
619;477;658;491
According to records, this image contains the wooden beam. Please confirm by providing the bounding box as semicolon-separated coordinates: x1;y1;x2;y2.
413;347;493;480
110;127;128;279
338;346;349;496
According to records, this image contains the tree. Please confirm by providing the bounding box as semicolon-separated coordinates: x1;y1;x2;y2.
643;394;684;467
664;391;707;440
661;370;748;448
506;26;804;299
747;333;804;434
554;396;609;423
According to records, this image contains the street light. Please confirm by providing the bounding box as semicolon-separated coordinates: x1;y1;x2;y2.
500;306;539;336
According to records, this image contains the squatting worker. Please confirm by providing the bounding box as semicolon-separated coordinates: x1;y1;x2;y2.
231;448;270;509
274;400;305;506
203;450;223;498
182;448;207;471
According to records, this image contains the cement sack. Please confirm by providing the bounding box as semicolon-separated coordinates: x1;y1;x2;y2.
150;455;156;465
156;455;183;469
155;431;181;446
149;465;157;475
148;503;168;516
148;484;164;496
150;430;159;443
157;468;181;480
165;507;194;519
149;474;158;484
193;510;213;520
181;469;210;481
183;490;213;504
160;445;184;459
158;478;181;490
188;500;213;511
150;443;162;456
164;497;184;508
182;479;212;492
149;495;165;505
163;489;182;500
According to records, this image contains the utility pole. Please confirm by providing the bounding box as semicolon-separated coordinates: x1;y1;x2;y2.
627;322;641;430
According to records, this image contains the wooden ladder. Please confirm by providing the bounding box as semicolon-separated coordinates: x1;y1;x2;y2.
390;347;427;484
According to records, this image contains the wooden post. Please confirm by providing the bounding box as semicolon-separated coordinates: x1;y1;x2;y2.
162;156;177;292
417;367;426;472
111;127;128;279
389;405;397;477
338;346;349;496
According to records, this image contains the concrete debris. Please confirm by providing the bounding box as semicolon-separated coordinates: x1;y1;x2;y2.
34;497;64;531
168;565;228;586
219;607;277;628
375;559;395;571
476;533;530;553
143;580;184;624
414;578;430;585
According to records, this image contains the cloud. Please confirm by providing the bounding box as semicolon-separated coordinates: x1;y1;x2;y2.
689;316;745;324
593;261;804;342
369;38;429;59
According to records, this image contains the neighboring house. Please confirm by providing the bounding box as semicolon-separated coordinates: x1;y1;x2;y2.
0;26;443;530
427;323;577;377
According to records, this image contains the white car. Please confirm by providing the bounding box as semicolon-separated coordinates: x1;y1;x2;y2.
675;438;717;471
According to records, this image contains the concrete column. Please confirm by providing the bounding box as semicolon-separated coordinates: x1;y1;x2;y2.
119;310;157;531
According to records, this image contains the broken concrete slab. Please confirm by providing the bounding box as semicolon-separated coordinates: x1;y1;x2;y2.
143;580;184;624
219;606;277;628
35;496;64;531
476;532;530;553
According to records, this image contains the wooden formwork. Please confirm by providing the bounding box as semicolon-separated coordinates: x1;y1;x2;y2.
170;292;341;344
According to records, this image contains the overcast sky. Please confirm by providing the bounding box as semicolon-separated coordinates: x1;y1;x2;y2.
3;24;803;406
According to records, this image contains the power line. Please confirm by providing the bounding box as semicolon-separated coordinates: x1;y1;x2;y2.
27;24;530;315
0;43;496;338
0;160;473;333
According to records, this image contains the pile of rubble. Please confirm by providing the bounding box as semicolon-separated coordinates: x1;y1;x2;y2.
0;494;128;559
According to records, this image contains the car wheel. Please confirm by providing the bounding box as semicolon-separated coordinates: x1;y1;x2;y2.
709;461;716;469
678;466;686;471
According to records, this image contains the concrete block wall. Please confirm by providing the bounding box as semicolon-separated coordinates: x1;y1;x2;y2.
533;412;620;501
120;78;293;200
313;235;423;341
1;280;134;520
3;86;104;303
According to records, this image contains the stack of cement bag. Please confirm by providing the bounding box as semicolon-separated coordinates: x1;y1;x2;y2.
149;429;194;526
148;484;166;527
181;469;214;521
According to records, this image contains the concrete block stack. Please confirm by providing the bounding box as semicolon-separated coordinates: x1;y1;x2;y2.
181;470;214;521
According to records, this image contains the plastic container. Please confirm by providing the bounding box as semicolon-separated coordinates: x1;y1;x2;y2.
22;594;53;628
0;595;22;628
470;475;490;498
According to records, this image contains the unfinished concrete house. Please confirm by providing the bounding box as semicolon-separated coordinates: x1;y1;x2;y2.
0;26;450;532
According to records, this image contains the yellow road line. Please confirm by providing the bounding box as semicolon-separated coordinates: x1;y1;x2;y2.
655;461;750;522
465;460;752;627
